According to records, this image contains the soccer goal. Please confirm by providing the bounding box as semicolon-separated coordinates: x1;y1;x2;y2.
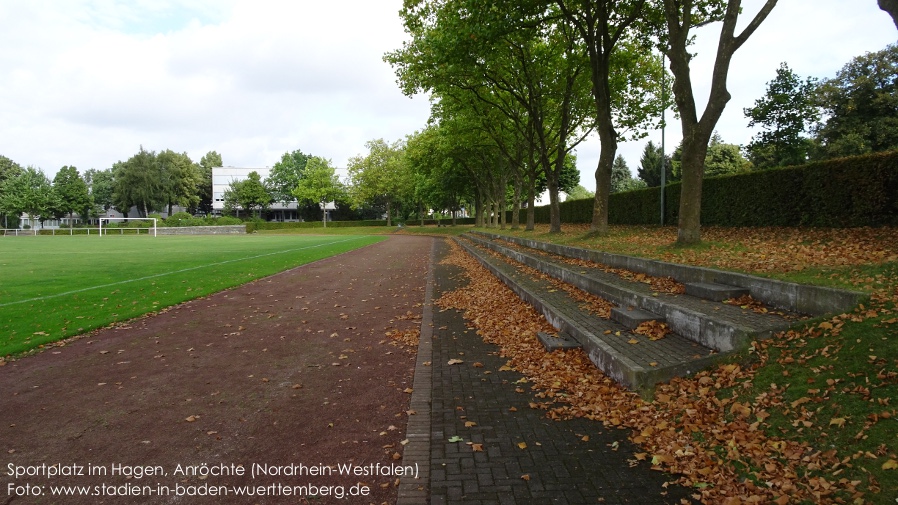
98;217;157;237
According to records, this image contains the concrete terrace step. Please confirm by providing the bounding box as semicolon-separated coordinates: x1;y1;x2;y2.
464;232;795;353
455;238;719;396
470;230;865;316
684;282;750;302
611;306;661;329
536;331;582;351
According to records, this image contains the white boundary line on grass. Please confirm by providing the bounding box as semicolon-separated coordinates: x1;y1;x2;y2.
0;236;368;308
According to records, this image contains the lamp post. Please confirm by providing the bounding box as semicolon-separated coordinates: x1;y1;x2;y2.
660;51;667;226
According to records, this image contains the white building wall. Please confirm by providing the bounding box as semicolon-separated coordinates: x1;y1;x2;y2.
212;167;299;214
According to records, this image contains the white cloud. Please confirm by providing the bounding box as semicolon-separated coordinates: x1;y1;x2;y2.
0;0;430;175
0;0;893;190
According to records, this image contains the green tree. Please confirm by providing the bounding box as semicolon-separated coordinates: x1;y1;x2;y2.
293;157;345;228
430;87;532;230
158;150;202;216
239;171;272;218
112;147;164;217
268;150;311;203
404;126;472;226
387;0;596;233
438;99;517;228
0;155;22;186
813;43;898;159
565;184;594;200
52;166;92;225
0;155;24;228
744;62;818;168
0;167;53;228
610;155;640;193
637;140;672;187
704;133;751;176
554;0;669;234
197;151;223;215
347;139;412;227
84;168;115;216
662;0;778;244
222;179;245;218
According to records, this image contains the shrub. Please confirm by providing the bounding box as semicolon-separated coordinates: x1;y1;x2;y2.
244;220;391;233
215;216;243;226
166;212;194;227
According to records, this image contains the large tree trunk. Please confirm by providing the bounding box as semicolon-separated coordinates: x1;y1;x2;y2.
590;134;616;235
676;133;711;244
386;199;392;227
663;0;778;245
496;172;508;230
880;0;898;28
526;166;537;231
547;180;561;233
511;172;521;230
588;50;618;236
475;190;484;227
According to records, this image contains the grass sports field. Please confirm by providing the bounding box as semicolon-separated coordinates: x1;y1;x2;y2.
0;233;384;356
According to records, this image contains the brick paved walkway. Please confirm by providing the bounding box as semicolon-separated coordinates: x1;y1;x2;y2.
400;239;694;504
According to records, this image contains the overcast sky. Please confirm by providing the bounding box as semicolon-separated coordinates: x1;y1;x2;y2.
0;1;895;192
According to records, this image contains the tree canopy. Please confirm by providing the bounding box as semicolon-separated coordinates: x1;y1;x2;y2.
293;157;345;227
637;140;673;187
158;149;202;215
113;147;163;217
0;166;53;226
52;166;92;222
0;155;24;227
269;150;312;204
703;133;751;177
744;62;818;168
84;168;115;215
386;0;597;232
223;171;271;218
813;43;898;158
347;139;411;226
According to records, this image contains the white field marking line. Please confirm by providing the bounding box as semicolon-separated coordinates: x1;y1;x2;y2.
0;236;366;308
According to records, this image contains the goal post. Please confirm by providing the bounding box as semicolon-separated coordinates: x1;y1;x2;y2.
98;217;157;237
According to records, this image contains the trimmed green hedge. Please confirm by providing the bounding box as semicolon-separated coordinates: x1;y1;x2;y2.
402;217;477;226
246;218;477;232
246;220;389;232
527;150;898;227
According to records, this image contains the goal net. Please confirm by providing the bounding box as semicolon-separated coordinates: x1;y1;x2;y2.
98;217;157;237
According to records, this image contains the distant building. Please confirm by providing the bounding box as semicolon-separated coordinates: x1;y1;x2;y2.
17;206;188;230
212;167;341;222
212;167;302;221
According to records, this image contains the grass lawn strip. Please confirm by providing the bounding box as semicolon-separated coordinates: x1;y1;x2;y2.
450;225;898;504
1;235;369;308
0;234;383;356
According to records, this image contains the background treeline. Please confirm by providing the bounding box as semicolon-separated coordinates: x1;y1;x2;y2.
1;29;896;234
379;1;898;243
0;148;223;229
